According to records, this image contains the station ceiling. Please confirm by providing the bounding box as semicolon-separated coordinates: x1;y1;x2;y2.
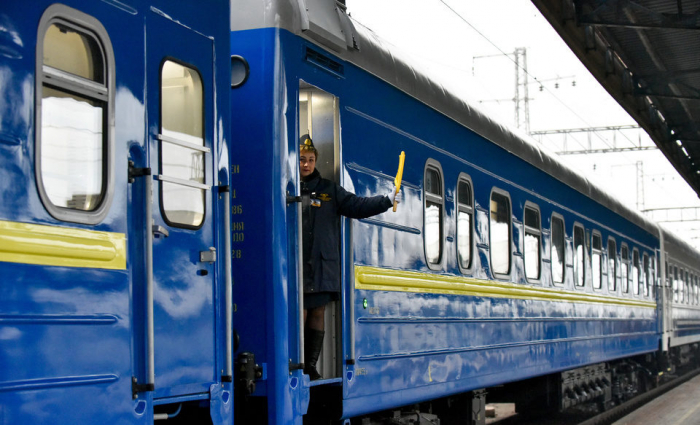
532;0;700;198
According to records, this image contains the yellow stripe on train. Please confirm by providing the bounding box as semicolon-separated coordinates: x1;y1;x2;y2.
355;266;656;309
0;220;126;270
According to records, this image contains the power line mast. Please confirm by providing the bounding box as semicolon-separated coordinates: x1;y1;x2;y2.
514;47;530;133
636;161;645;211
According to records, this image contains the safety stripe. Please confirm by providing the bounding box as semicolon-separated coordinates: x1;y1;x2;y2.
0;220;126;270
355;266;657;309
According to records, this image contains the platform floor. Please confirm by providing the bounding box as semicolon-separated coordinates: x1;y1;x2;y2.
613;374;700;425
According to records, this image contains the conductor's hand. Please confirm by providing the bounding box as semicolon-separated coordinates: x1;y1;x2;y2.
386;185;401;205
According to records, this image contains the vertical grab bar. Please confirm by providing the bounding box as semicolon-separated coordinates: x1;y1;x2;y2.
297;199;305;365
222;186;233;380
145;176;155;389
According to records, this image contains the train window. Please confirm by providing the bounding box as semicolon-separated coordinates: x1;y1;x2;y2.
524;204;541;282
621;245;629;293
651;257;656;299
36;6;114;224
686;270;690;303
457;175;474;271
489;189;511;276
607;238;617;292
159;60;206;227
551;214;565;285
632;250;640;295
424;161;444;268
591;232;602;289
643;254;650;297
673;266;678;302
680;269;686;303
573;224;585;287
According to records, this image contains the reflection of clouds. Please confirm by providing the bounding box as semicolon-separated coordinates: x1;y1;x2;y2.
0;327;21;340
154;261;212;319
491;221;509;274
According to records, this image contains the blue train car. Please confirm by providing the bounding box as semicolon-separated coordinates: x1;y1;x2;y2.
228;1;674;423
0;1;231;423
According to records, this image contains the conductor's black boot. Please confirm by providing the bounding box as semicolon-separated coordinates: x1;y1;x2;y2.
304;328;324;381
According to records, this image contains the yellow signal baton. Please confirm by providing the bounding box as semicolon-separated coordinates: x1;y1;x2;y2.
393;151;405;212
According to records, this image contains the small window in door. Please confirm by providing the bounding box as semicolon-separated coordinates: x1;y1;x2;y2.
159;60;208;228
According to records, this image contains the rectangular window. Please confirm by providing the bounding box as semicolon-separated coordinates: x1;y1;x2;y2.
457;176;473;271
621;245;629;293
632;249;640;295
524;205;541;281
490;190;511;276
573;224;585;287
673;266;678;302
643;254;650;297
159;60;207;227
551;215;565;284
608;238;617;292
424;162;443;267
592;232;602;289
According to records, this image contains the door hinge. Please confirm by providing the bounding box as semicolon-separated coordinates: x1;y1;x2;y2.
128;160;151;183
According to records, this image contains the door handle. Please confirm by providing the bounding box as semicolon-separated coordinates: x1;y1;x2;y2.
152;225;169;238
200;247;216;263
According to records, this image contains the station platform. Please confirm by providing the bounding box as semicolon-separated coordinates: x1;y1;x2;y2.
613;374;700;425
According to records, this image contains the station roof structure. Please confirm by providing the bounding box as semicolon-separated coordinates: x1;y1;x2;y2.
532;0;700;198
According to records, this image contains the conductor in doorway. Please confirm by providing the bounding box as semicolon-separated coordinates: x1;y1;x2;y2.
299;135;401;380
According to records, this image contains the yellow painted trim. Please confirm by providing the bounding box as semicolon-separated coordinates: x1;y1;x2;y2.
355;266;656;309
0;220;126;270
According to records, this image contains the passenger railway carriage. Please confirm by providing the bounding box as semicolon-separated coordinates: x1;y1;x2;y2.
2;0;700;424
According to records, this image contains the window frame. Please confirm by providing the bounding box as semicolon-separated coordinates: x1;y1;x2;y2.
523;202;542;283
35;4;115;224
456;173;474;273
591;231;603;290
573;223;586;288
423;159;444;270
550;213;566;286
489;187;512;278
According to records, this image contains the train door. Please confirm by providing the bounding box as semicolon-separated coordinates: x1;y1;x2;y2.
298;82;342;381
145;12;218;399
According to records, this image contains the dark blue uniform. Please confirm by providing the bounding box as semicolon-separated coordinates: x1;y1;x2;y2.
301;169;392;303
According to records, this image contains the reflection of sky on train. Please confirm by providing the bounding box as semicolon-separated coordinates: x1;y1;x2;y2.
349;0;700;249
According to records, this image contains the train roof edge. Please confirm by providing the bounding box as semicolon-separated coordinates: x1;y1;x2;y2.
230;0;660;238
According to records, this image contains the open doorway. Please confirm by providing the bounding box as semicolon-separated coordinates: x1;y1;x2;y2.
298;81;342;382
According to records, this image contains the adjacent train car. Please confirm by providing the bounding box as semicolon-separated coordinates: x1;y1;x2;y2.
0;1;232;423
228;1;697;424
